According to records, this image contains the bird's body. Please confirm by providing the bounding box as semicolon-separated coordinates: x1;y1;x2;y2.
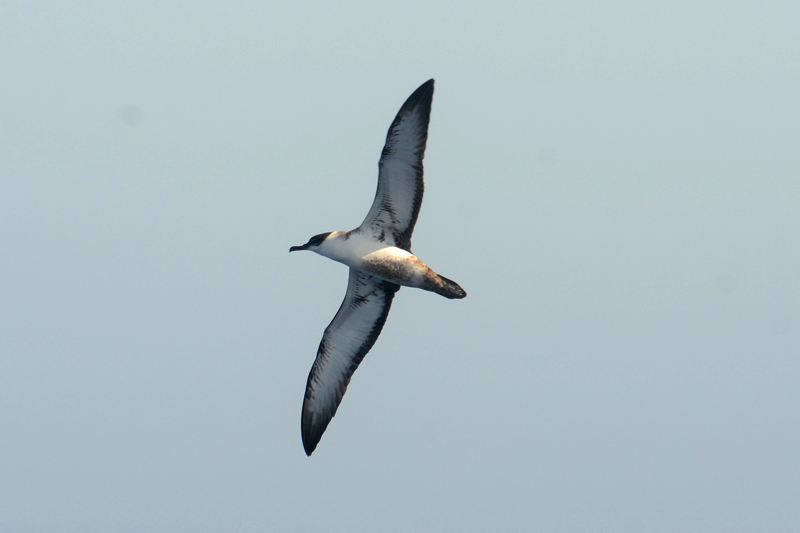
290;79;465;455
307;230;465;299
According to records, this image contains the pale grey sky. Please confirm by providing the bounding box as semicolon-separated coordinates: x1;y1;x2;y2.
1;2;798;531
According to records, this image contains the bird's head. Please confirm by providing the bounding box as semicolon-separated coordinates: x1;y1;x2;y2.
289;232;332;253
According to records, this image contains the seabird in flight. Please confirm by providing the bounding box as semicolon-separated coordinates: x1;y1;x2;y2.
290;79;466;455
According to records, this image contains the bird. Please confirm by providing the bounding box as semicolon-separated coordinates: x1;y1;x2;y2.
290;79;466;456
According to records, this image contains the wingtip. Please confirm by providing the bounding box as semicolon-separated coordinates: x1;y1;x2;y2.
407;79;434;103
302;397;331;457
301;425;320;456
301;410;321;456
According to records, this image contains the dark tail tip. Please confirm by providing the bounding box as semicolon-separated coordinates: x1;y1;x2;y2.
436;275;467;299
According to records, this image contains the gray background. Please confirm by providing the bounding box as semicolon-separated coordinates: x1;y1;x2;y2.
2;2;798;531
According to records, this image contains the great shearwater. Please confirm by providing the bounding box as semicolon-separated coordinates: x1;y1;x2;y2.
290;79;466;456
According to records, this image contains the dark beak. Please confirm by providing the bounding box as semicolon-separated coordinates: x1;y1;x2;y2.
289;244;308;252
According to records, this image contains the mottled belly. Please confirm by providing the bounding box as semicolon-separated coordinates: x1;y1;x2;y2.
360;250;432;287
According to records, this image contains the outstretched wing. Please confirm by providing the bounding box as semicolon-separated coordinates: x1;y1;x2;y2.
301;269;400;455
358;79;433;251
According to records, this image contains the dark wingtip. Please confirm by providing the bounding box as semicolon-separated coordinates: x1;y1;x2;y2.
398;79;434;115
414;79;434;99
302;417;322;456
301;402;325;456
303;440;316;456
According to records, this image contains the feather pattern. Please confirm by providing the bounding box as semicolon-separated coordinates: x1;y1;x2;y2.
301;269;400;455
358;79;433;251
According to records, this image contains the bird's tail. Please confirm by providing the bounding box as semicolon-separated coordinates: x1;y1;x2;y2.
431;274;467;299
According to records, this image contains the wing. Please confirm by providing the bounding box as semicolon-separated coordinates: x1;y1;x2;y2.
358;79;434;251
301;269;400;455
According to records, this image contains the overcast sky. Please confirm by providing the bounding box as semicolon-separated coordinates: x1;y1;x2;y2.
1;2;798;531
